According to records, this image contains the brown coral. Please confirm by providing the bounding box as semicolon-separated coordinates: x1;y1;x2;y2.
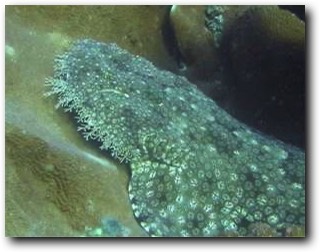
169;5;218;81
224;6;305;148
6;123;146;236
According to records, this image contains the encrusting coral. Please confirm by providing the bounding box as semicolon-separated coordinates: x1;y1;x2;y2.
5;120;146;237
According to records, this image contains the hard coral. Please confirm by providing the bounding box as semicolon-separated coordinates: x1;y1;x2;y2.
6;123;142;236
169;5;218;81
224;5;305;148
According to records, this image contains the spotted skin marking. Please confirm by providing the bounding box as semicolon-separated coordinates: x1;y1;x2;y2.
46;39;305;237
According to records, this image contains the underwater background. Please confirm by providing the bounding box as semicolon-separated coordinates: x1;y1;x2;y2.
5;5;305;237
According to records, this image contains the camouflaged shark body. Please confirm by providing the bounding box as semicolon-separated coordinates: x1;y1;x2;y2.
46;39;305;237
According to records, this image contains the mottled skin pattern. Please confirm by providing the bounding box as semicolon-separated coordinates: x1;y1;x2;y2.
45;39;305;237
